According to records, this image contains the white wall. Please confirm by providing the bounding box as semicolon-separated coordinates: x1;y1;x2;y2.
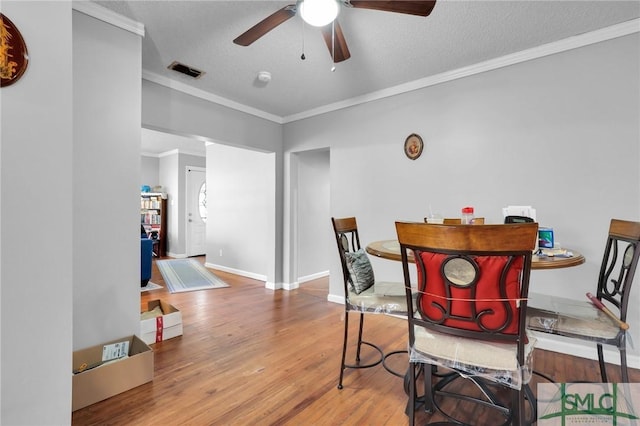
0;2;73;423
284;34;640;364
72;10;142;350
205;143;275;284
296;149;331;282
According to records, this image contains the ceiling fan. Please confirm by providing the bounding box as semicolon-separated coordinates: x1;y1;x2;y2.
233;0;437;63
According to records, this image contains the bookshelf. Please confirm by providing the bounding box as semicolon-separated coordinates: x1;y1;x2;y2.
141;193;167;257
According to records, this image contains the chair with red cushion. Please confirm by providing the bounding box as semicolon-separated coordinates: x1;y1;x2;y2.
396;221;538;426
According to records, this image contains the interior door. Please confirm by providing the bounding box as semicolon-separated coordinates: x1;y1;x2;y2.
186;166;206;257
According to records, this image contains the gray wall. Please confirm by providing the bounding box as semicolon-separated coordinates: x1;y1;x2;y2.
283;34;640;364
0;2;73;423
1;2;142;423
296;149;331;281
205;143;275;282
72;10;141;351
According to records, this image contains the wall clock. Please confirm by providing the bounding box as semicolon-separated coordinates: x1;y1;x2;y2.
404;133;424;160
1;14;29;88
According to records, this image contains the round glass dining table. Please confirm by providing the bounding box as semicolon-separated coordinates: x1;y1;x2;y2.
365;240;585;270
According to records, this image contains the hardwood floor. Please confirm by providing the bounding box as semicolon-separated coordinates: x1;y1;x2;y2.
72;257;639;425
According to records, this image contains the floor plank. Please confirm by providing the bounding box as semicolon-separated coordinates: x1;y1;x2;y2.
72;256;639;425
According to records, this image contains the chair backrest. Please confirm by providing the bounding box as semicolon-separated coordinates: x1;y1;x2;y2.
443;217;485;225
597;219;640;322
395;222;538;355
424;217;486;224
331;217;362;291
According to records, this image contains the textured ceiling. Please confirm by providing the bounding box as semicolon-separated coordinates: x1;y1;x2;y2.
95;1;639;117
92;1;639;154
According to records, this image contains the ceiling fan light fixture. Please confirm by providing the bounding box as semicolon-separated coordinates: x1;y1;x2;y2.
299;0;340;27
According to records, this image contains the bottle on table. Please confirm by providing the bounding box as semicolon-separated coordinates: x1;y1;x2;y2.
461;206;475;224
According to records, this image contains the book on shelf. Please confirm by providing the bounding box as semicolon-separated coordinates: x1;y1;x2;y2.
141;199;161;209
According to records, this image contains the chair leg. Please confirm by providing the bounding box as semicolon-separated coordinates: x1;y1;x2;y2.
423;364;434;413
597;343;608;382
511;388;525;426
356;312;365;363
524;384;537;425
404;362;417;426
338;310;383;389
337;310;350;389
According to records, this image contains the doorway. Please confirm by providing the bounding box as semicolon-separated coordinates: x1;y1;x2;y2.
295;149;331;285
186;166;206;257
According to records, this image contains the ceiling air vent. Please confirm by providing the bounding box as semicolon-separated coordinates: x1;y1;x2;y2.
167;61;205;79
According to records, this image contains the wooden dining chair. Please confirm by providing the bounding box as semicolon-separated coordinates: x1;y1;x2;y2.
444;217;485;224
331;217;409;389
527;218;640;383
396;221;538;425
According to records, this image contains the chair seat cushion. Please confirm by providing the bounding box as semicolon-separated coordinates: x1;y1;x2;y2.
411;325;536;389
373;281;406;297
347;281;408;314
527;293;621;340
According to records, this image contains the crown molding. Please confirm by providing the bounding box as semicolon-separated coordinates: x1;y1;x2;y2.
282;18;640;123
72;1;145;36
142;70;283;124
156;148;205;158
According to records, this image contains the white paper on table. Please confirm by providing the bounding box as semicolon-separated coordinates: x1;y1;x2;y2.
502;205;537;221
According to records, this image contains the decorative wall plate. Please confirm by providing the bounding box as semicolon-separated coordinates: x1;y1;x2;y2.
404;133;423;160
1;14;29;87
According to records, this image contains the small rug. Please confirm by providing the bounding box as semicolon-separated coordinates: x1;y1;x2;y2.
156;258;229;293
141;282;163;293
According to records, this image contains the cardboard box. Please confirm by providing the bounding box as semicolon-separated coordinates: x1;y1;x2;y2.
140;299;183;345
72;335;153;411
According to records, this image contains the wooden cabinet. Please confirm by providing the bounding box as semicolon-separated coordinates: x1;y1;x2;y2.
141;193;167;257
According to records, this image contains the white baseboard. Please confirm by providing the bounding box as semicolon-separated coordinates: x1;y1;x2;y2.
298;270;330;284
265;281;281;290
281;282;298;291
328;293;345;305
165;251;187;259
204;262;267;283
201;263;324;291
278;270;330;292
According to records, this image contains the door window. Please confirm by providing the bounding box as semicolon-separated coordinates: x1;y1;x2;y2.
198;182;207;223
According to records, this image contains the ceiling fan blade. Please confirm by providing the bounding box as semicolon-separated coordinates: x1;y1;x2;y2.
233;5;296;46
349;0;437;17
320;20;351;63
